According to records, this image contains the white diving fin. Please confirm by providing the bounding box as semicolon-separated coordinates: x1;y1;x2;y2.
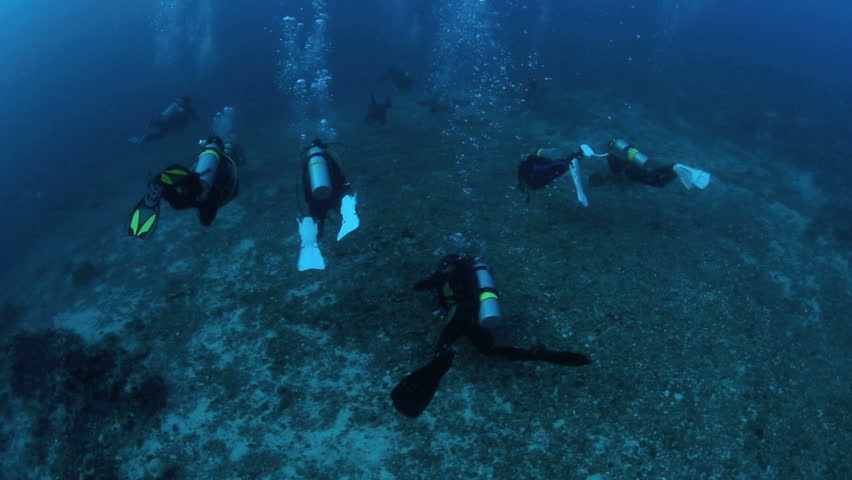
673;163;711;190
337;193;360;241
297;217;325;271
569;158;589;207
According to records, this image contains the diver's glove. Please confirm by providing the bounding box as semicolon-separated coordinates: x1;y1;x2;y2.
580;144;608;158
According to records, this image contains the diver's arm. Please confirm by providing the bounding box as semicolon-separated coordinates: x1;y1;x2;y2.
413;272;445;291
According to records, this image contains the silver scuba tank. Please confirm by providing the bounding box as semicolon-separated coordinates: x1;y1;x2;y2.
611;139;649;166
473;262;502;329
307;145;332;200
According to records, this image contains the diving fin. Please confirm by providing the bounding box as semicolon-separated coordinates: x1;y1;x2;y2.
569;158;589;207
673;163;710;190
128;201;159;239
391;349;454;418
297;217;325;271
337;193;360;241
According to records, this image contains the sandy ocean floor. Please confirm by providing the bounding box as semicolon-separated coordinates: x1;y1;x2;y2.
1;88;849;479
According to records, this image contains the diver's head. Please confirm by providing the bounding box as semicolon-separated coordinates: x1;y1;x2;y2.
199;136;224;150
178;96;192;107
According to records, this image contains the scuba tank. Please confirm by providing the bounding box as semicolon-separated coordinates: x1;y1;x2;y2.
306;141;332;200
473;262;502;329
610;139;649;167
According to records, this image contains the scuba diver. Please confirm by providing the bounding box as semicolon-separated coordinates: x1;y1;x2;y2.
383;67;415;92
391;253;591;418
129;96;198;144
416;95;470;113
127;136;242;238
297;139;360;271
517;145;607;207
365;89;392;127
523;78;544;112
589;139;710;190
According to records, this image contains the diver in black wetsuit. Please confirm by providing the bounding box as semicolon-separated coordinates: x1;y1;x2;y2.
129;96;198;144
365;89;392;128
128;136;242;238
301;139;351;236
391;253;590;418
517;147;584;202
587;139;677;188
587;139;711;191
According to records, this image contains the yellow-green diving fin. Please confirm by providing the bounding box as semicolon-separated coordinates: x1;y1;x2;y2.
128;202;159;239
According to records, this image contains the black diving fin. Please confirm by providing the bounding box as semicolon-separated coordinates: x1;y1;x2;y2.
391;349;454;418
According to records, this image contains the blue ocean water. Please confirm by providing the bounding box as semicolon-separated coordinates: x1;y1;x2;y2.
1;1;850;478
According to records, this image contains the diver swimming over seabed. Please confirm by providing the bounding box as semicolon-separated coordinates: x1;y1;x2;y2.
383;67;415;92
296;138;360;272
365;89;392;127
129;96;198;144
517;144;607;207
586;139;711;191
416;95;470;113
391;253;590;418
128;135;243;238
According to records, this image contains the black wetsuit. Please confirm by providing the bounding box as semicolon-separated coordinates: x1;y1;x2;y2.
301;142;350;236
517;149;582;201
158;145;240;226
600;143;677;188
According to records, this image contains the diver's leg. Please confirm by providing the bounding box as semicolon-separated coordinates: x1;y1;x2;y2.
434;306;472;352
308;201;329;236
467;325;590;366
142;121;167;142
161;170;203;210
628;164;677;188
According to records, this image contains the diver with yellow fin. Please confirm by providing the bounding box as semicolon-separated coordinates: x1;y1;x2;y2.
128;135;242;238
391;253;590;418
297;138;359;271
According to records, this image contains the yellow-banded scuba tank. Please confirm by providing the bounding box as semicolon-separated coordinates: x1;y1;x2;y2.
610;139;649;167
306;143;332;200
473;262;502;329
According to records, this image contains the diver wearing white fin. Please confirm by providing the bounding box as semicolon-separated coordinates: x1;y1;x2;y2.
587;139;711;190
296;138;360;271
517;145;601;207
